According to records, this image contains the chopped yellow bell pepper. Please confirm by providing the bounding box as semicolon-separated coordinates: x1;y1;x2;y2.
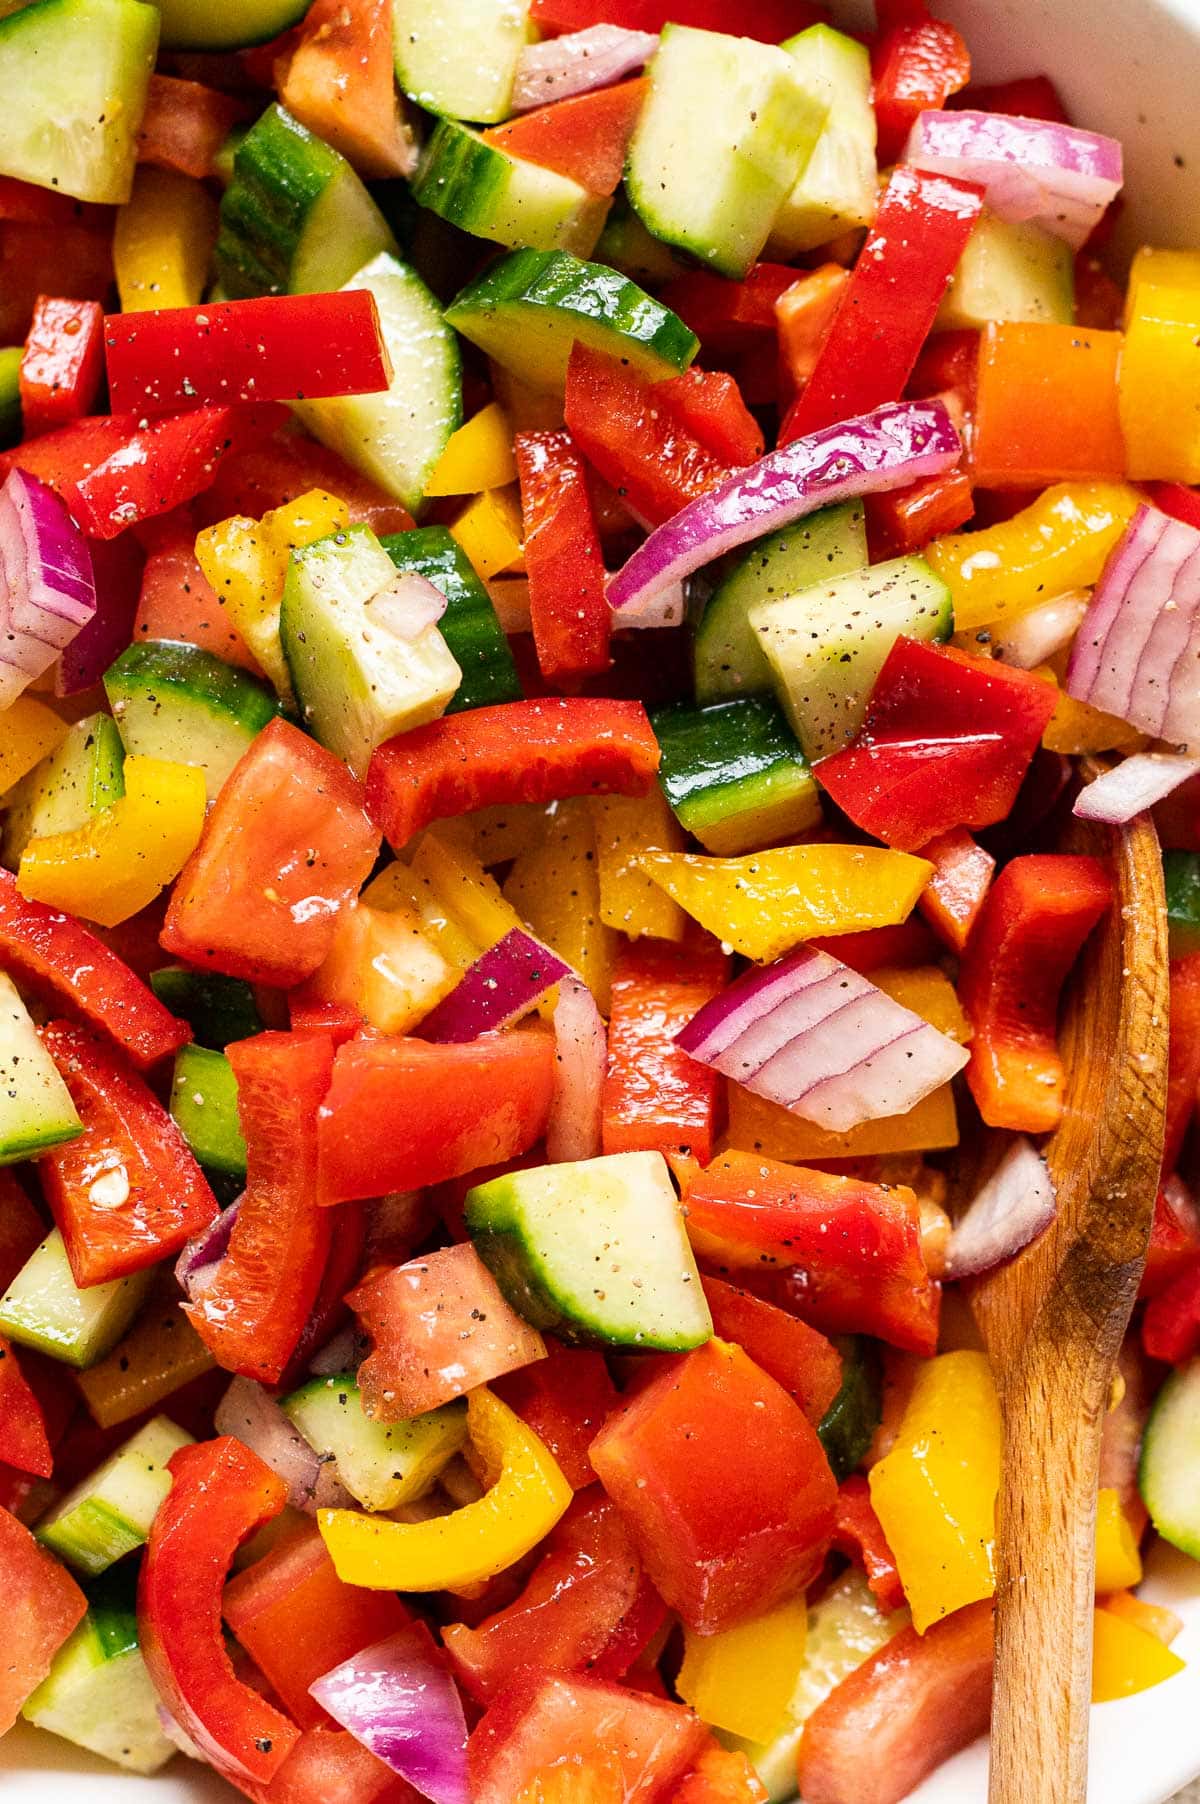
636;845;933;962
363;857;481;972
1125;247;1200;322
0;696;68;795
1120;266;1200;480
1092;1605;1185;1702
454;803;548;867
424;403;517;496
1094;1488;1144;1595
925;482;1142;632
113;167;217;312
76;1276;215;1429
306;899;456;1034
413;826;528;953
869;1349;1001;1633
677;1595;808;1742
1037;669;1146;756
1101;1588;1183;1648
588;791;687;942
449;486;525;581
318;1387;571;1590
17;757;206;927
504;798;616;1012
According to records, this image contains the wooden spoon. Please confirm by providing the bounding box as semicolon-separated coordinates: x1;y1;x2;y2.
968;782;1169;1804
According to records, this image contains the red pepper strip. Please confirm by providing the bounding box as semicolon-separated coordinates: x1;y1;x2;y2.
136;73;244;180
1139;1190;1200;1302
1164;954;1200;1174
200;421;414;537
817;640;1059;853
0;1504;87;1734
0;178;109;227
956;73;1070;124
916;827;995;953
279;1200;366;1390
602;940;728;1165
516;429;612;686
482;79;647;196
700;1275;843;1425
138;1438;299;1786
1143;1255;1200;1363
277;0;412;182
832;1475;907;1614
776;265;849;393
1148;481;1200;532
660;262;800;354
0;1337;54;1479
564;343;735;528
529;0;823;38
669;1741;769;1804
0;220;113;346
38;1022;217;1288
866;468;974;557
780;169;983;443
655;369;763;466
0;1172;46;1291
870;8;972;163
683;1151;940;1357
317;1031;556;1202
797;1601;992;1804
496;1342;620;1490
104;292;391;416
365;696;659;849
807;919;941;973
907;326;979;414
0;870;189;1068
19;296;105;437
959;854;1114;1134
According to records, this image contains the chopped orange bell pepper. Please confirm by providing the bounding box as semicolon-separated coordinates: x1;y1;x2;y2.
973;322;1126;489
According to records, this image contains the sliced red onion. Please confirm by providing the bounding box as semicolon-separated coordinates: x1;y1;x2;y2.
676;945;968;1133
546;972;606;1162
418;928;570;1042
0;467;95;705
1065;505;1200;749
606;572;686;631
310;1623;470;1804
365;570;448;642
607;400;960;615
55;532;144;696
157;1707;206;1763
991;589;1090;670
943;1136;1057;1279
214;1375;352;1514
511;24;657;110
309;1325;365;1376
175;1196;241;1300
1073;752;1200;824
903;109;1123;249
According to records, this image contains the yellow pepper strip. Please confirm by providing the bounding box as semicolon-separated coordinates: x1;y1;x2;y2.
504;799;616;1013
363;858;480;972
454;803;548;867
1036;669;1146;756
17;757;207;927
677;1596;808;1742
1120;272;1200;480
1101;1589;1183;1648
588;791;687;943
1091;1606;1185;1703
424;403;517;497
636;845;933;963
925;482;1141;632
413;825;529;952
449;486;525;580
1124;247;1200;323
113;167;217;312
318;1387;571;1591
1094;1488;1144;1594
76;1276;215;1429
307;899;456;1034
869;1350;1001;1634
0;696;68;795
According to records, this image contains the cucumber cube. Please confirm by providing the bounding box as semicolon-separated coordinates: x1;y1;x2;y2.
0;1229;153;1368
0;972;82;1163
281;1375;467;1512
37;1415;192;1574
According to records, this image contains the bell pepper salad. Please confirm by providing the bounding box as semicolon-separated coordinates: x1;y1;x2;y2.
0;2;1196;1801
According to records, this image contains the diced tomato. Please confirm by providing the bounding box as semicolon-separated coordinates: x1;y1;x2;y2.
907;327;979;415
494;1340;620;1490
661;263;800;354
1140;1188;1200;1301
700;1276;843;1425
134;526;264;673
832;1475;907;1613
655;368;764;466
1143;1256;1200;1365
0;219;113;345
0;1338;53;1479
277;0;413;180
200;422;414;536
602;940;728;1165
137;73;244;180
516;429;611;686
245;1724;420;1804
669;1741;769;1804
0;1173;46;1292
776;265;850;393
871;7;972;163
482;80;647;195
0;1504;87;1733
957;73;1069;123
916;828;995;953
1164;955;1200;1175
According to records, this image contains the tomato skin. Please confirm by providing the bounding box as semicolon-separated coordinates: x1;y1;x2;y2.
0;1338;54;1479
244;1724;421;1804
278;0;413;181
0;1503;87;1732
136;73;244;180
482;80;646;196
134;527;265;673
700;1277;843;1425
494;1341;619;1490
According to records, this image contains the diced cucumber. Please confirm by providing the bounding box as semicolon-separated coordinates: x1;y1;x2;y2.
445;248;697;395
0;344;22;450
817;1337;882;1483
149;967;264;1050
626;25;828;280
281;1374;467;1512
281;524;461;777
0;972;81;1163
750;555;953;762
413;119;610;258
36;1415;192;1574
22;1568;176;1773
0;0;158;204
693;503;868;705
652;695;822;857
768;25;877;258
1139;1358;1200;1560
217;104;398;300
293;252;462;516
393;0;529;125
0;1229;152;1368
937;212;1075;330
381;526;522;713
1164;851;1200;959
593;195;690;288
155;0;308;50
170;1045;246;1179
104;640;278;803
2;712;124;871
466;1149;713;1351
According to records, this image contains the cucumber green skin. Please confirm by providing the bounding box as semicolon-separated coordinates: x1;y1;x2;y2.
3;711;125;870
36;1415;191;1570
818;1337;882;1482
0;345;22;449
1139;1358;1200;1559
650;695;822;854
413;121;610;258
37;1496;146;1575
155;0;307;51
392;0;528;125
170;1045;247;1179
150;968;264;1051
282;1375;468;1511
0;972;82;1163
104;638;278;801
381;527;522;714
593;197;690;288
446;248;698;392
1163;852;1200;959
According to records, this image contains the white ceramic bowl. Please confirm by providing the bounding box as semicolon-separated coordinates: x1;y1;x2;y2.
6;2;1200;1799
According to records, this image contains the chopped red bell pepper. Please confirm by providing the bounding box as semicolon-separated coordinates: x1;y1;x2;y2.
1143;1255;1200;1364
200;421;414;537
317;1030;556;1201
564;343;735;528
807;918;941;973
529;0;824;37
515;428;611;686
135;525;264;673
656;368;764;466
775;265;849;393
1073;253;1125;331
957;73;1069;124
0;1504;87;1733
1149;482;1200;533
280;1199;367;1389
138;1437;299;1786
482;79;647;195
602;939;728;1165
1164;954;1200;1174
907;325;979;414
365;696;659;850
0;1172;47;1291
700;1276;843;1426
1139;1188;1200;1302
972;322;1125;489
871;5;972;163
683;1151;940;1356
0;219;113;346
831;1474;907;1614
0;1337;54;1479
797;1600;993;1804
866;468;974;557
136;73;244;180
959;853;1114;1134
494;1340;620;1490
161;718;381;988
0;179;109;227
0;869;189;1068
780;168;983;443
38;1021;217;1288
916;827;995;952
660;262;800;354
669;1741;769;1804
19;296;105;437
817;639;1059;853
222;1519;412;1732
186;1032;334;1385
277;0;413;182
591;1336;836;1634
246;1723;417;1804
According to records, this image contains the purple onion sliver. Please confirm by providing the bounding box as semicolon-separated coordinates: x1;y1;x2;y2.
1073;752;1200;824
56;532;144;695
175;1196;241;1298
547;973;606;1162
310;1623;470;1804
0;469;96;702
418;928;570;1043
213;1375;328;1514
511;23;658;109
943;1136;1057;1279
366;570;449;642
